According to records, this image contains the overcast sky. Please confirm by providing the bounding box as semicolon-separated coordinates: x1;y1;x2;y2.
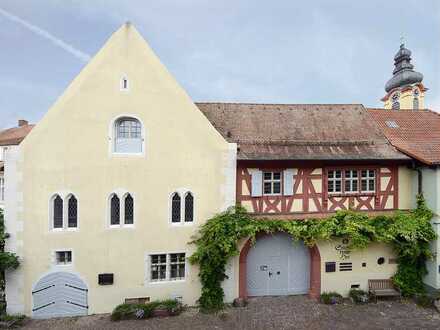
0;0;439;128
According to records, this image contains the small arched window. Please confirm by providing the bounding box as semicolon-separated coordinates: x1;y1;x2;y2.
413;97;419;110
124;193;134;225
67;195;78;228
53;195;63;229
110;194;120;225
391;93;400;110
184;193;194;222
114;117;142;153
171;193;181;223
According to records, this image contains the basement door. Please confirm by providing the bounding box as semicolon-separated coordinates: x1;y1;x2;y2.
247;233;310;296
32;272;88;318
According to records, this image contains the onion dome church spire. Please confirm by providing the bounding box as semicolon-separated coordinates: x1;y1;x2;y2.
381;41;428;110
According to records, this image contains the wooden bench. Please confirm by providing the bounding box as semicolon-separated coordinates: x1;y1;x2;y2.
368;279;401;302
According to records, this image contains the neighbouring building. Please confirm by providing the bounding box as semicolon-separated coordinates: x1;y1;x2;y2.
0;120;34;209
370;109;440;291
3;24;435;318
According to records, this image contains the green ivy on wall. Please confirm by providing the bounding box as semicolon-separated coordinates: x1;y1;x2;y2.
0;209;20;313
189;196;435;312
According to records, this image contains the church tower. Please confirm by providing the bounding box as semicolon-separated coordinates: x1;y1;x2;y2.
381;42;427;110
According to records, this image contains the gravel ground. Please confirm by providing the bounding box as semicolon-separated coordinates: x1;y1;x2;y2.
21;295;440;330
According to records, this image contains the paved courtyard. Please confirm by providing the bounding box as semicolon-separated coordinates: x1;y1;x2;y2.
22;295;440;330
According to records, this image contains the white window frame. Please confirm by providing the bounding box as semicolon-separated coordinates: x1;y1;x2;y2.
344;170;359;193
169;189;195;226
109;114;146;158
49;191;79;232
146;251;187;285
53;249;73;266
262;171;282;196
327;170;342;194
107;189;135;229
361;170;376;193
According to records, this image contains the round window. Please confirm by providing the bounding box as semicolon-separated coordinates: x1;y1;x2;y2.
377;257;385;265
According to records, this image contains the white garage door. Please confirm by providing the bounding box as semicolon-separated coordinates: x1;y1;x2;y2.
247;233;310;296
32;272;88;318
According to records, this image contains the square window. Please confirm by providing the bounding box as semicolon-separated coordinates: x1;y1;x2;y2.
262;171;282;195
56;251;72;265
170;253;185;280
151;254;167;281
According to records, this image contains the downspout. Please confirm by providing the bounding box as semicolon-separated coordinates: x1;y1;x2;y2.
411;160;423;197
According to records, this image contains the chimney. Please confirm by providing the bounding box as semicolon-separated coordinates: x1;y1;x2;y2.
18;119;28;127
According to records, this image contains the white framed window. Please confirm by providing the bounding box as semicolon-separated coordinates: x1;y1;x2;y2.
170;190;194;224
50;193;79;231
344;170;358;193
120;76;129;91
149;253;186;282
55;250;72;265
108;191;135;228
150;254;167;282
0;176;4;202
327;170;342;193
361;170;375;192
170;253;186;280
263;171;281;195
112;116;144;155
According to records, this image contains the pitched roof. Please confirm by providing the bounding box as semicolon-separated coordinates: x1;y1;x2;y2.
197;103;409;161
0;124;35;146
368;108;440;165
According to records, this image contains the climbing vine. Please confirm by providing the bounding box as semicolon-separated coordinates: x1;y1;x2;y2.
0;209;20;313
189;196;435;312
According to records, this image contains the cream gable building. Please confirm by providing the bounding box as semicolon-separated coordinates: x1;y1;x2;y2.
5;23;236;317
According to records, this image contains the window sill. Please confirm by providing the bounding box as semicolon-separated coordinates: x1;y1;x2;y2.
328;192;376;197
50;228;78;233
170;222;194;227
147;279;186;285
111;152;144;158
108;224;135;229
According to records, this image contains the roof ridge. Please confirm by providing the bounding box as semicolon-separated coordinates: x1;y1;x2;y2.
196;102;364;106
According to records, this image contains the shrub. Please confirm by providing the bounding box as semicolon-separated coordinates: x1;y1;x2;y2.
320;292;343;305
110;300;182;321
189;196;435;311
349;289;369;304
0;314;26;326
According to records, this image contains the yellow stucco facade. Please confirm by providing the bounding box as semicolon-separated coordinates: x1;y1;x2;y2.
383;84;425;110
6;23;236;315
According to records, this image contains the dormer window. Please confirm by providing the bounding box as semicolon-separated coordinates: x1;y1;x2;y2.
113;117;143;154
120;77;129;91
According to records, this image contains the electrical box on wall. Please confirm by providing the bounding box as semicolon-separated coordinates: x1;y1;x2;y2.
98;273;114;285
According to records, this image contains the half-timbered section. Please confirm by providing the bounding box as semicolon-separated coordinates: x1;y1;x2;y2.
236;164;399;215
198;103;410;217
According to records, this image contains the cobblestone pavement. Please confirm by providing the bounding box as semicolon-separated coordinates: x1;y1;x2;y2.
22;295;440;330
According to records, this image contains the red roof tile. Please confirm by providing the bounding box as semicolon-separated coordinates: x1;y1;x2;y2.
197;103;408;161
0;124;34;146
368;109;440;165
